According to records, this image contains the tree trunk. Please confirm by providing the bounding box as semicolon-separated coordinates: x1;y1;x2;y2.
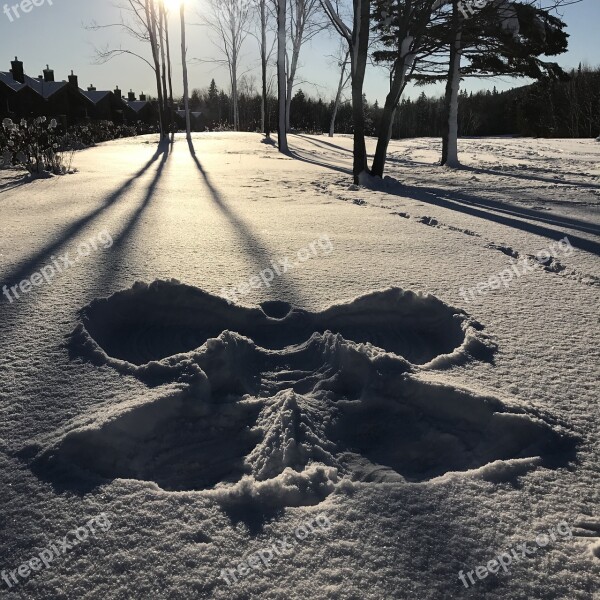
330;51;350;137
371;100;395;177
232;47;239;131
146;0;165;139
441;2;462;167
277;0;289;152
260;0;270;136
350;0;371;183
164;7;175;131
371;38;414;178
180;3;191;140
286;9;305;132
285;51;300;131
159;4;170;131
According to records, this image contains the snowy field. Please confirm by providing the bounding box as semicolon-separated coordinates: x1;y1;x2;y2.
0;133;598;599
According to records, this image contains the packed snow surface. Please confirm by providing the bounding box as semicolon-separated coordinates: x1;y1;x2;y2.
0;133;598;599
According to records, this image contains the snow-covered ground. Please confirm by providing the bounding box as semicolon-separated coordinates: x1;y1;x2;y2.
0;133;598;599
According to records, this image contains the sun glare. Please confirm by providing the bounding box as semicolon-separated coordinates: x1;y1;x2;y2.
162;0;183;9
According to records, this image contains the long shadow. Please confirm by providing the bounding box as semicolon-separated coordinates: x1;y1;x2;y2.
0;140;169;290
289;149;600;255
289;147;351;177
394;182;600;257
294;134;433;167
296;135;600;191
187;138;309;307
92;142;172;292
468;165;600;191
294;134;354;156
0;172;29;195
415;183;600;237
497;162;600;181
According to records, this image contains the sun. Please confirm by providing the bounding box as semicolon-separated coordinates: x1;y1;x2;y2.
162;0;184;9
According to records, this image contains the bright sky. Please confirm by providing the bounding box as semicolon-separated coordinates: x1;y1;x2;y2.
0;0;598;104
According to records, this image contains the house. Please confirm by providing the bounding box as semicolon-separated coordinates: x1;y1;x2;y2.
0;57;159;127
0;58;89;124
0;57;45;119
175;109;206;132
122;90;157;125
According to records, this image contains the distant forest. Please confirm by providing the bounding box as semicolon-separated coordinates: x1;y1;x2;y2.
188;65;600;139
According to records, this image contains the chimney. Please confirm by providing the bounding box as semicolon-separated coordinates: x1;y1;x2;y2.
128;90;136;102
139;92;146;102
87;84;96;91
43;65;54;83
10;56;24;84
113;86;122;99
68;70;78;88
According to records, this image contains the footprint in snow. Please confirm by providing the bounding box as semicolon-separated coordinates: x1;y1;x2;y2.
573;521;600;560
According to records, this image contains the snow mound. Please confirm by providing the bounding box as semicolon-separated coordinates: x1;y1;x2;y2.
31;281;574;503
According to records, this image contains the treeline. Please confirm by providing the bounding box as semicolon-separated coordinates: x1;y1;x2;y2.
188;66;600;139
397;64;600;138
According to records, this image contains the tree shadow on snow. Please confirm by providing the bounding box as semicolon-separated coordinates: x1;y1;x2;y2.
289;147;600;256
91;139;173;292
0;170;30;195
386;180;600;256
466;164;600;192
0;139;172;293
186;138;309;308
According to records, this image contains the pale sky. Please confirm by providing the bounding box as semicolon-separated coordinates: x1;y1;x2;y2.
0;0;598;104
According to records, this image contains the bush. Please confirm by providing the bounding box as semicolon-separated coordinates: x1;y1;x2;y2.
1;117;73;176
0;118;160;176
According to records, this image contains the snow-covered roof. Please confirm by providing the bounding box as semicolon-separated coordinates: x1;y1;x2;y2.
0;71;68;98
22;74;68;99
81;90;111;105
125;100;150;113
0;72;25;92
176;110;203;118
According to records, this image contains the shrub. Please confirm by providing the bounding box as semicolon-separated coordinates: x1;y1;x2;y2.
1;117;72;176
0;118;160;176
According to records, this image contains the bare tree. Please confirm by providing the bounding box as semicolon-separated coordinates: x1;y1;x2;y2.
158;3;171;129
202;0;252;131
320;0;371;182
86;0;167;138
146;0;167;137
286;0;325;131
258;0;274;136
329;42;351;136
248;0;277;137
161;2;175;131
275;0;289;151
180;1;191;140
